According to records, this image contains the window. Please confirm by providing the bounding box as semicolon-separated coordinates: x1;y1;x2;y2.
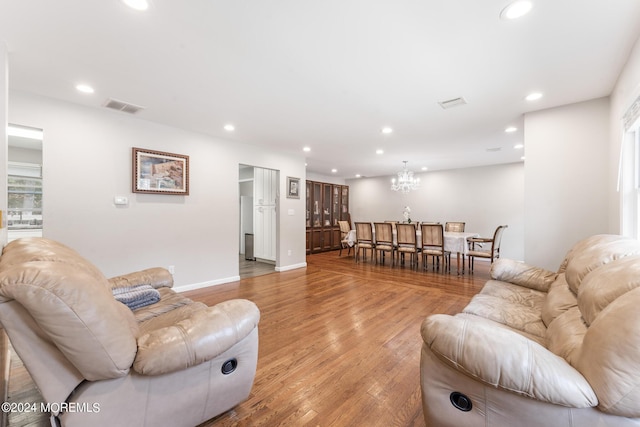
8;162;42;231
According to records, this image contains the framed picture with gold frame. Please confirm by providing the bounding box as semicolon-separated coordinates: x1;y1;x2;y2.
132;147;189;195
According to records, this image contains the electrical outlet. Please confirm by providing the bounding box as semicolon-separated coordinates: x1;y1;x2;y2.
287;250;292;256
168;265;175;275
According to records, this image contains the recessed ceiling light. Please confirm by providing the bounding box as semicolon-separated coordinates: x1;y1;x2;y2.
514;143;524;149
355;174;361;178
376;149;384;155
331;169;337;173
505;126;517;133
421;166;428;171
122;0;149;11
224;124;235;132
526;92;543;101
382;127;393;134
303;147;311;152
500;0;533;20
76;84;94;94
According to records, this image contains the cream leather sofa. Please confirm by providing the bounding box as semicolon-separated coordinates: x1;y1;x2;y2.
421;234;640;426
0;238;260;427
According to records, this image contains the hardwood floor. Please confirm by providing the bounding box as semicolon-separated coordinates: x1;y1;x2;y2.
4;251;490;427
192;251;490;426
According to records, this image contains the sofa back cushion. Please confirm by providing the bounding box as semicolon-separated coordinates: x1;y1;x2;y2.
0;238;136;380
576;284;640;417
541;273;577;327
550;254;640;416
562;234;640;294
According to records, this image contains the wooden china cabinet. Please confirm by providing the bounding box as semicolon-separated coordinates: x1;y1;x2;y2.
305;180;350;254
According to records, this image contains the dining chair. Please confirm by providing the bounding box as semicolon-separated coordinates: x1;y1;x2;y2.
467;225;508;272
421;223;450;272
338;220;352;256
354;222;375;263
374;222;395;266
445;221;465;232
396;223;419;269
384;220;398;233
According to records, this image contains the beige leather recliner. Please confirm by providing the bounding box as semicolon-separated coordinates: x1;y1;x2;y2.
420;234;640;426
0;238;260;427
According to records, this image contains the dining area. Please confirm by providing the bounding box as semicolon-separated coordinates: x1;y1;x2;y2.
339;220;507;275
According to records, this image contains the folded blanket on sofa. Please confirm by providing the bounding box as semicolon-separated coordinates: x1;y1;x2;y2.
113;284;161;311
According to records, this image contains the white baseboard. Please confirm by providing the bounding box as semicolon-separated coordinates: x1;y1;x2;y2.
174;262;307;292
275;262;307;272
174;275;240;293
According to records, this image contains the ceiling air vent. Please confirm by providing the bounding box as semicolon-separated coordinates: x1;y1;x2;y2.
103;98;145;114
438;97;467;110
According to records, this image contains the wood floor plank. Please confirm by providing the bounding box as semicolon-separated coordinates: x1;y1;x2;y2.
5;251;490;427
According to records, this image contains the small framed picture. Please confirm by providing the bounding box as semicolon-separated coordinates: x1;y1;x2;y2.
132;147;189;195
286;176;300;199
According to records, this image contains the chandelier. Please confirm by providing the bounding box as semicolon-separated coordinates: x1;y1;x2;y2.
391;161;420;193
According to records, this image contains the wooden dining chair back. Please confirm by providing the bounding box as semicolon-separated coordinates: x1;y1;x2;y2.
374;222;395;266
421;223;450;272
384;220;398;232
467;225;508;272
445;222;466;232
338;220;352;256
354;222;375;263
396;223;419;268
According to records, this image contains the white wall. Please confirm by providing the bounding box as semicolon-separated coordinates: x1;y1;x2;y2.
8;92;307;289
0;44;7;245
347;162;525;261
610;36;640;234
524;97;610;270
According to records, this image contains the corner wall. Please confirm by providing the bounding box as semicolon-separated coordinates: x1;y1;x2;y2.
8;92;306;289
524;97;610;270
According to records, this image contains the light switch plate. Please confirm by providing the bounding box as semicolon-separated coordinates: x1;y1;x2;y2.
114;196;129;205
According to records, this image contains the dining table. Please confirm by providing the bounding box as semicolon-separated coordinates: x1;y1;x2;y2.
346;228;478;274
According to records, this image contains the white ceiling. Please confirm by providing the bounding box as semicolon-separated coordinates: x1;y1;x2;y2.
1;1;640;178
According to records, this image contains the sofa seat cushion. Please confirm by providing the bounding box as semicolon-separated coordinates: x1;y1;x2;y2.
133;299;260;376
462;279;547;338
455;313;546;346
479;280;547;308
462;290;546;338
138;295;208;336
133;287;198;324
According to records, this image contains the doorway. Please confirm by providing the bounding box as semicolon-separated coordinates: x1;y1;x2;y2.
7;124;43;242
239;164;278;279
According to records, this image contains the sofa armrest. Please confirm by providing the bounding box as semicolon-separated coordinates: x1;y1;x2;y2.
421;314;597;408
490;258;557;292
109;267;174;290
133;299;260;375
